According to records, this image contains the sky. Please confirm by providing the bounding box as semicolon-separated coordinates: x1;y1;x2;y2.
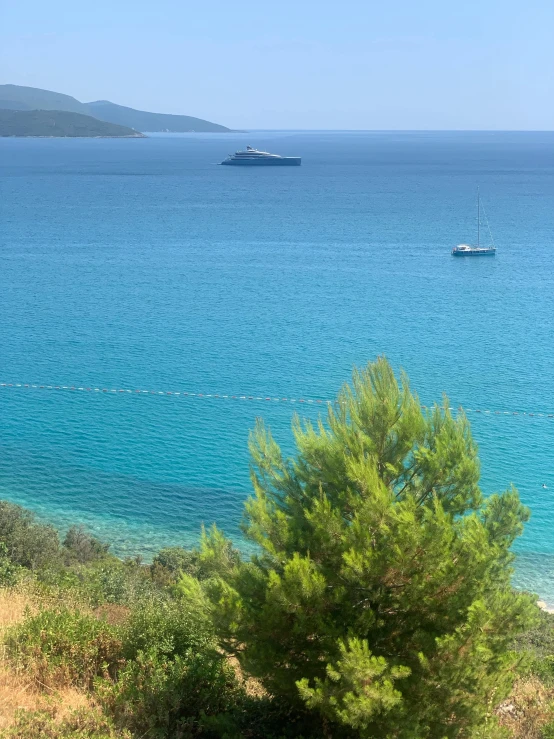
1;0;553;130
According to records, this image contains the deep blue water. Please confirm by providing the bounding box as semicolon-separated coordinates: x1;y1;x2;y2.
1;131;554;598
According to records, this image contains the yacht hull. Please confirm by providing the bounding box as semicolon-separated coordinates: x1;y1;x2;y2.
220;157;301;166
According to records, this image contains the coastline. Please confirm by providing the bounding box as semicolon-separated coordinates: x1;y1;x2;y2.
2;492;554;612
0;133;146;139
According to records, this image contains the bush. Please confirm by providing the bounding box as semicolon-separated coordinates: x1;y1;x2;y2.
202;695;335;739
0;542;24;586
37;557;160;607
88;558;159;606
96;595;241;737
150;546;200;586
96;648;242;738
0;706;131;738
6;608;124;689
0;501;60;570
122;596;213;661
151;532;241;589
543;721;554;739
63;526;110;564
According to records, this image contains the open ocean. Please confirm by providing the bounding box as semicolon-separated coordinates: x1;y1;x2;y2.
1;131;554;599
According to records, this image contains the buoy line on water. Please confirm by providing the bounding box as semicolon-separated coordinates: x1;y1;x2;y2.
1;382;554;419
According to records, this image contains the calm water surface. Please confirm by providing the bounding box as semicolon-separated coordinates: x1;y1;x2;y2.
1;131;553;598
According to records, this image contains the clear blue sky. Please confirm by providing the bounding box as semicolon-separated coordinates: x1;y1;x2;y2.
1;0;552;129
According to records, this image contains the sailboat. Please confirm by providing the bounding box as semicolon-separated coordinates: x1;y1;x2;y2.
452;188;496;256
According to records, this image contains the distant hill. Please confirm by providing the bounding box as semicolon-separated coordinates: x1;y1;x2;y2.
85;100;230;133
0;84;89;114
0;109;145;138
0;84;230;132
0;99;32;110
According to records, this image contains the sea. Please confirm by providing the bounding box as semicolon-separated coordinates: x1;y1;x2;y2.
1;131;554;600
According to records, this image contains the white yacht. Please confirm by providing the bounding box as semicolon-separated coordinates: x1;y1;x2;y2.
220;146;301;166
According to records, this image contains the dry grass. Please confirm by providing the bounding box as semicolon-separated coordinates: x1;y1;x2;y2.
496;676;554;738
0;665;91;731
227;654;266;699
0;590;38;634
0;587;95;730
93;604;130;627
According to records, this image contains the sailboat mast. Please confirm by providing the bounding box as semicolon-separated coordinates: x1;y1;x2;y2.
477;187;480;247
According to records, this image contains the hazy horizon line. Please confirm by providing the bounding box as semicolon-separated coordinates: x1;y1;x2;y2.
163;128;554;133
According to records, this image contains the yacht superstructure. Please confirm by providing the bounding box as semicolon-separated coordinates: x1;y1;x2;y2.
220;146;301;166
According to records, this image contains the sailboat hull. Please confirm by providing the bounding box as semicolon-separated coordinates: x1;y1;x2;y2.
452;248;496;256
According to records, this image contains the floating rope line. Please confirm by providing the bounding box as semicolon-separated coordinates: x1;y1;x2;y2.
1;382;553;419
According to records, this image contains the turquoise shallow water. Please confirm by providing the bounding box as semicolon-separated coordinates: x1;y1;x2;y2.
1;131;554;598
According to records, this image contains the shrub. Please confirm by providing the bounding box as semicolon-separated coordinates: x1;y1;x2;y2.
37;557;160;607
151;532;241;589
0;706;131;738
0;501;60;570
96;595;240;737
543;721;554;738
201;694;335;739
153;546;199;574
122;596;213;661
63;526;110;564
87;558;158;606
0;541;24;586
6;608;124;689
150;546;200;586
96;648;242;738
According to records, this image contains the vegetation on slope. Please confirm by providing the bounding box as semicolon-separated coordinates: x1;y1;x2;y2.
86;101;231;133
0;359;553;737
0;110;145;138
0;100;32;110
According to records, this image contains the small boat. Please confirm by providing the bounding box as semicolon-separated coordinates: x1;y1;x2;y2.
452;189;496;256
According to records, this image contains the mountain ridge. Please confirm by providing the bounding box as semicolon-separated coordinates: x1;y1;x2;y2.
0;84;89;114
0;84;230;133
86;99;230;132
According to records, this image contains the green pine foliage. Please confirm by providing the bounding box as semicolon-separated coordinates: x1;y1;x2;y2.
151;527;241;589
205;358;538;738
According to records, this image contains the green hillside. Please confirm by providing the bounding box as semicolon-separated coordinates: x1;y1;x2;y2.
86;100;230;132
0;109;145;137
0;99;32;110
0;84;230;132
0;84;89;114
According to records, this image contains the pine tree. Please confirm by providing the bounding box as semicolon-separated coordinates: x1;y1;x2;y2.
205;358;538;738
